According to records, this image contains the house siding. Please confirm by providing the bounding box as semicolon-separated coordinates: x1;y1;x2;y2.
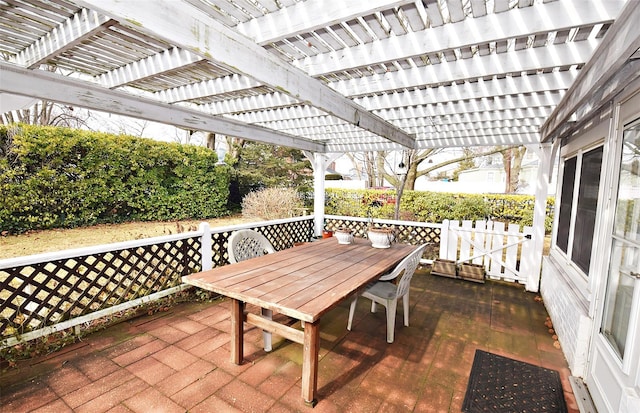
540;256;592;377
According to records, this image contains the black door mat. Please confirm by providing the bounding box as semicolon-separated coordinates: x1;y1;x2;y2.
462;349;568;413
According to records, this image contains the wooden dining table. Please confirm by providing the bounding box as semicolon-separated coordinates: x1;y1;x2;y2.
182;236;418;406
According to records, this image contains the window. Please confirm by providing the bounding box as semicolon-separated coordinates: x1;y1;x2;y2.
556;158;576;253
554;146;603;276
573;147;603;273
601;118;640;360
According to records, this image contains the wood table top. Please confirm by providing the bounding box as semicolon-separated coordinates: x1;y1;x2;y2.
183;237;418;323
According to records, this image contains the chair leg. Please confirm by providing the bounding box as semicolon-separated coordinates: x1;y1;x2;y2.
261;308;273;352
371;301;377;312
386;299;397;343
403;294;410;327
347;297;358;331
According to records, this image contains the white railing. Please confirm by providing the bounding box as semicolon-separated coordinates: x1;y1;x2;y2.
0;216;314;349
1;216;540;349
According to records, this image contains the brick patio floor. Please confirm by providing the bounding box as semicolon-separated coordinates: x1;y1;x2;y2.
0;269;579;412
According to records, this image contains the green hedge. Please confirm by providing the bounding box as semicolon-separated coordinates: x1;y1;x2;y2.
0;125;230;234
326;188;555;232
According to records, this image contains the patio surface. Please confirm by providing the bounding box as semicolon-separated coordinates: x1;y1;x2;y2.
0;268;579;412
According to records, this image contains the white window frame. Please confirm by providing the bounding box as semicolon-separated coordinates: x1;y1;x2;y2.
549;119;609;302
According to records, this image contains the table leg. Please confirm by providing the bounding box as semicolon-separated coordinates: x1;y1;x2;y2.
302;320;320;406
230;299;244;365
261;308;273;352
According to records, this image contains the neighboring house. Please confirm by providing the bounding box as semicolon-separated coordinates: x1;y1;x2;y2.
456;156;558;195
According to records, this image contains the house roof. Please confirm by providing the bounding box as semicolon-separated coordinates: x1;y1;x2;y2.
1;0;638;153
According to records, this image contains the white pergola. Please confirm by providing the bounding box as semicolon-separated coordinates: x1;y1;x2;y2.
1;0;638;290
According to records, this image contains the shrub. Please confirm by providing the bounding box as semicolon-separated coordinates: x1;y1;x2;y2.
0;124;230;234
325;188;555;233
241;187;304;220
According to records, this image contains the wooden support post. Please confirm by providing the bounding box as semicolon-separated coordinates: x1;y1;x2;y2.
230;299;244;365
302;320;320;407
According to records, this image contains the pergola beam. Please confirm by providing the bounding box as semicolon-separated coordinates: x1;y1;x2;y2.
0;63;324;153
74;0;416;149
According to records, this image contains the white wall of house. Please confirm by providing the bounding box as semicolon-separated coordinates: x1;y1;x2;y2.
541;81;640;413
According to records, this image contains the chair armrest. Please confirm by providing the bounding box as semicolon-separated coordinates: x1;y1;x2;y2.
378;271;398;281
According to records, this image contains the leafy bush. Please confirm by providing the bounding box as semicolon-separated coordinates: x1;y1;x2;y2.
241;187;304;220
326;188;555;232
0;124;230;234
325;189;396;220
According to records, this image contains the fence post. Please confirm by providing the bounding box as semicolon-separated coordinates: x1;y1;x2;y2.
440;220;449;260
199;222;212;271
527;143;553;292
447;220;459;261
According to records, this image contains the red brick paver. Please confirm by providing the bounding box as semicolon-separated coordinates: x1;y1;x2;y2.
0;269;579;412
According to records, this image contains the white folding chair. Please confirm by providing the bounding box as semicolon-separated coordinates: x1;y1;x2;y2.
347;244;426;343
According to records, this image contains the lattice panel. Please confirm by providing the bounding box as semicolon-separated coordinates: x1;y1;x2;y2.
210;218;316;266
325;219;370;238
325;218;441;259
257;220;315;251
1;237;201;338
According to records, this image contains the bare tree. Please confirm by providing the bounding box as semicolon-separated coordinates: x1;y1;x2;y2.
500;146;527;193
375;146;518;219
345;152;365;180
2;100;90;128
2;66;91;128
381;147;509;191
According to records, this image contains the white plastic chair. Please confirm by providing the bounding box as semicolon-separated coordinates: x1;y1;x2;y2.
347;244;426;343
227;229;276;351
228;229;275;264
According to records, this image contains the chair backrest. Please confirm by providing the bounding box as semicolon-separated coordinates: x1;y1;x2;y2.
228;229;276;263
393;244;427;298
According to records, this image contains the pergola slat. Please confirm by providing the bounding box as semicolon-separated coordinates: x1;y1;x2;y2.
0;0;633;152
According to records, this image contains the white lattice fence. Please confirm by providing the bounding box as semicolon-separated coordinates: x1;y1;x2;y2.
439;219;534;283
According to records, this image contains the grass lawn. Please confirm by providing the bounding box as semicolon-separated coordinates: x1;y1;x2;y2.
0;216;257;260
0;217;552;260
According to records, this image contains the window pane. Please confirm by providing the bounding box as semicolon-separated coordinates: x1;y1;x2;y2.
602;239;638;358
557;157;576;253
601;119;640;360
572;146;603;274
613;123;640;240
